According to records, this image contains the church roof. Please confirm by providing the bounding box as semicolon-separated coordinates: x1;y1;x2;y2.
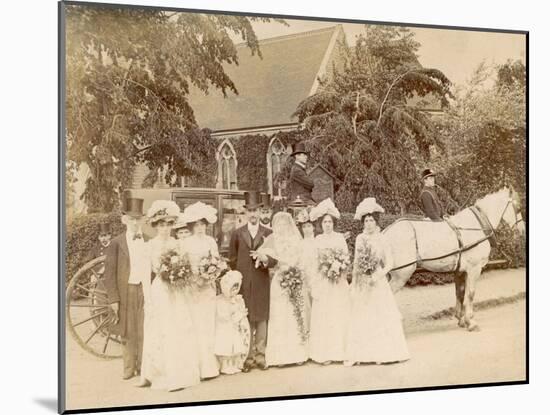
187;25;344;132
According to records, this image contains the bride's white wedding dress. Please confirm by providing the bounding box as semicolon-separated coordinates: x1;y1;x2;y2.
141;236;200;391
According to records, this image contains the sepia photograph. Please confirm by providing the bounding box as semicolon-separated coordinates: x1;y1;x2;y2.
59;1;527;413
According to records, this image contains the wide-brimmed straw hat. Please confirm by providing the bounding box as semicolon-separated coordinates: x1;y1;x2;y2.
310;198;340;222
354;197;385;220
181;201;218;224
146;200;180;225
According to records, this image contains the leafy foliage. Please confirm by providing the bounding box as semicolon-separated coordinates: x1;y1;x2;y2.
65;211;125;283
292;25;453;214
65;4;283;212
233;134;270;192
434;60;526;214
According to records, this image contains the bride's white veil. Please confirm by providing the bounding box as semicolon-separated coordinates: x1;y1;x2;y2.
259;211;302;265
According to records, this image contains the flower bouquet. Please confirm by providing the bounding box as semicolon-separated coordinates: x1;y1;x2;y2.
196;252;228;288
318;248;351;284
355;241;382;288
158;249;193;290
279;265;308;343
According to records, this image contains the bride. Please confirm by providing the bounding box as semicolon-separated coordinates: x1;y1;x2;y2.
138;200;201;391
257;212;309;367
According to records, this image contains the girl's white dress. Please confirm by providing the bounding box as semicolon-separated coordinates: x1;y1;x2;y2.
214;293;250;373
309;231;351;363
345;231;410;364
180;234;220;379
261;213;309;366
141;236;200;391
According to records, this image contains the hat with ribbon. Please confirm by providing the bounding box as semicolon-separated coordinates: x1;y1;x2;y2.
181;201;218;224
146;200;180;225
354;197;385;220
422;168;436;180
310;198;341;222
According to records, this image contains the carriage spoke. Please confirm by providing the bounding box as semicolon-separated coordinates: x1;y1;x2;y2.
76;283;108;296
69;303;109;309
84;317;112;345
72;309;110;328
102;333;111;354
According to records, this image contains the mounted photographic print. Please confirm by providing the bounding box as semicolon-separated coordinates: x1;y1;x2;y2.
59;0;528;413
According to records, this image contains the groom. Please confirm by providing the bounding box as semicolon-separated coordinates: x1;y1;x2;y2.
104;197;150;380
229;191;276;371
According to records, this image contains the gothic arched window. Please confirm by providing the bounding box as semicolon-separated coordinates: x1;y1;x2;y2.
216;139;238;190
266;136;288;196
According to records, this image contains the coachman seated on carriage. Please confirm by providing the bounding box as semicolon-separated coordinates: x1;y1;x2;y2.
419;168;445;221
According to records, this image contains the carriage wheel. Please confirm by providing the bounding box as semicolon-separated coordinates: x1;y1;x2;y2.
66;256;122;359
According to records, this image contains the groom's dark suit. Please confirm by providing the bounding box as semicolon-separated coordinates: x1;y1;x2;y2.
229;224;276;366
104;232;149;378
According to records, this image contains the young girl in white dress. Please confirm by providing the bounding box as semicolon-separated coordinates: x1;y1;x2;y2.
258;212;309;367
308;199;351;365
179;202;220;379
345;198;410;366
138;200;201;391
214;270;251;374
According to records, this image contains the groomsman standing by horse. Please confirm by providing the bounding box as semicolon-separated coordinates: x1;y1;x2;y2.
104;198;150;380
420;168;445;221
229;191;276;372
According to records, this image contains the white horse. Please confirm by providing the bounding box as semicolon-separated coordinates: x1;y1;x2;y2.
384;187;525;331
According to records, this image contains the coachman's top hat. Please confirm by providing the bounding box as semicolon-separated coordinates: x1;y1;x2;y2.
244;191;263;209
260;193;271;209
98;223;112;235
122;197;145;218
290;141;309;157
421;168;436;180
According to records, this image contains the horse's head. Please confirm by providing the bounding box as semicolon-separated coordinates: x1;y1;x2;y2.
477;187;525;235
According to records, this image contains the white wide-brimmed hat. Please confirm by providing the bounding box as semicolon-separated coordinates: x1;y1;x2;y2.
146;200;180;225
181;201;218;224
354;197;385;220
310;198;341;222
172;213;189;231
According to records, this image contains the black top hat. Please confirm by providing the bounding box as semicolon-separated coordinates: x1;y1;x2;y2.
244;191;262;209
290;141;309;157
421;168;436;180
260;193;271;208
98;223;112;235
122;198;145;218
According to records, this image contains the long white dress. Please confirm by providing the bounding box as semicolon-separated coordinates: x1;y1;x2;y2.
180;234;220;379
262;213;309;366
309;231;351;363
141;236;201;391
299;235;317;334
345;231;410;364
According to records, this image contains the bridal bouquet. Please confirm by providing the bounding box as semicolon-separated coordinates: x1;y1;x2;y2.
279;265;308;343
318;248;351;283
196;252;228;288
158;249;193;290
355;242;382;287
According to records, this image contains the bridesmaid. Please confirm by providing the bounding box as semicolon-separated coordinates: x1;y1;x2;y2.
296;208;317;335
308;198;351;365
345;198;409;366
180;202;221;380
138;200;200;391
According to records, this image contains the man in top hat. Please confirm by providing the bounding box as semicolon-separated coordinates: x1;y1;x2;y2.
85;223;112;263
228;191;276;371
420;168;445;221
259;193;273;229
288;142;315;205
103;197;150;380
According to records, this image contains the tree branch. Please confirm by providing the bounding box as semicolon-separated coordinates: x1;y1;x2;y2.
377;69;415;128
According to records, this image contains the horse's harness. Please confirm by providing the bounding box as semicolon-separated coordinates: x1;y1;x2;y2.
390;198;523;273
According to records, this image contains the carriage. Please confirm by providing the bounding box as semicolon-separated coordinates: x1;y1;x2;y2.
66;187;308;359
